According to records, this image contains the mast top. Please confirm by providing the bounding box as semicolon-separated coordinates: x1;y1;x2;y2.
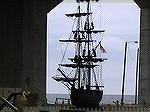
76;0;100;2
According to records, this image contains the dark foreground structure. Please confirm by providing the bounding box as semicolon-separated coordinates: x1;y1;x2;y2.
0;0;150;107
134;0;150;107
0;0;62;105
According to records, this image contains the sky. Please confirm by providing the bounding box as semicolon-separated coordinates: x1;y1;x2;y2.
47;1;140;95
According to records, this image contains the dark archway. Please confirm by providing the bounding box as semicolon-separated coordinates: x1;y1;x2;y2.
0;0;62;105
1;0;150;106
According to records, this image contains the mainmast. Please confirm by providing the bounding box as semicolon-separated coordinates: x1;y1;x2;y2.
77;4;81;89
87;2;91;90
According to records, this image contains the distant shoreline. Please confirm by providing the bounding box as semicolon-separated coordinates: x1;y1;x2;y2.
46;94;136;104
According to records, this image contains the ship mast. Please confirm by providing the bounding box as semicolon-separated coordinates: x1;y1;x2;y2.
76;2;92;90
87;2;91;90
77;5;81;89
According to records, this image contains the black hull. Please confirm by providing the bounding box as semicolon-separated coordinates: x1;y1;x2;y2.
70;87;103;108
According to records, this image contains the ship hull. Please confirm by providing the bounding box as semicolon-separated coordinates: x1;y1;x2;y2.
70;87;103;108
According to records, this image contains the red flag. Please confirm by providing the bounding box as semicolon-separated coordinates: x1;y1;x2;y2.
99;42;107;53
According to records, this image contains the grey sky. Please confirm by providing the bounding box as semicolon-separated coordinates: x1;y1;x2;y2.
47;1;140;95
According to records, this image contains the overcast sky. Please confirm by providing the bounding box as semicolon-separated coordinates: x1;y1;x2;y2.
47;1;140;95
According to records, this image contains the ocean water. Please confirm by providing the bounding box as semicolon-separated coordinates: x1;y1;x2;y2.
46;94;135;104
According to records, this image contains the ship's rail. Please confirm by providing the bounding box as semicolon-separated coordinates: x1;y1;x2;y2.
1;105;150;112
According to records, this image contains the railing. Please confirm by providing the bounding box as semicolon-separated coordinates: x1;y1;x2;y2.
1;105;150;112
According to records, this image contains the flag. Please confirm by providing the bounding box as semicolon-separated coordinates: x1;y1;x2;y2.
99;41;107;53
95;41;107;53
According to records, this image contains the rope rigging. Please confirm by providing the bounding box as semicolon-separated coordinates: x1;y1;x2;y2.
54;1;106;91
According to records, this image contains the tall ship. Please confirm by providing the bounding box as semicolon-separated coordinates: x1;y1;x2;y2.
52;0;107;108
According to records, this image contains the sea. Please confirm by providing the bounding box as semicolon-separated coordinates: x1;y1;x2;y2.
46;94;135;105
